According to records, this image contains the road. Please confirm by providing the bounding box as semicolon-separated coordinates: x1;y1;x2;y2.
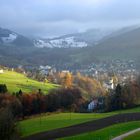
22;112;140;140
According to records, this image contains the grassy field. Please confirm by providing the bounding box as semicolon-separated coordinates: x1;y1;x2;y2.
0;70;58;93
20;107;140;137
60;121;140;140
20;112;112;137
123;131;140;140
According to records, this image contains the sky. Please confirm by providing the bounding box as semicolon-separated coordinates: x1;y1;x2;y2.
0;0;140;37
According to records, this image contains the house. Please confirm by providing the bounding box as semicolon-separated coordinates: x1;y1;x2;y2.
61;70;70;73
0;69;4;74
88;99;98;111
39;65;56;75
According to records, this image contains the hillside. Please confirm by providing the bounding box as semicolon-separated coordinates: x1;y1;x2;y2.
0;70;58;93
89;27;140;61
0;27;34;47
34;29;111;48
60;121;140;140
1;26;140;69
20;107;140;137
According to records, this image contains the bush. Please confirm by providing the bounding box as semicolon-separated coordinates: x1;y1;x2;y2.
0;108;20;140
0;84;8;93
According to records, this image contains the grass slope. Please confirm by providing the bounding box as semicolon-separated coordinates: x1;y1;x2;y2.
60;121;140;140
20;113;111;137
20;107;140;137
0;70;58;93
123;131;140;140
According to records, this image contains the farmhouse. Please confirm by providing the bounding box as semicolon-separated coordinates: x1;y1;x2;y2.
0;69;4;74
88;99;98;111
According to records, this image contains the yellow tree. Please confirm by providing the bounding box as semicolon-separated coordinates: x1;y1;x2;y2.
63;72;73;88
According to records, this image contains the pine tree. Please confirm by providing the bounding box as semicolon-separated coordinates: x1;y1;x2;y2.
115;84;122;110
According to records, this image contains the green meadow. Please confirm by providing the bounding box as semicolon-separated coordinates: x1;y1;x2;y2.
0;70;58;93
20;107;140;137
123;131;140;140
60;121;140;140
20;112;112;137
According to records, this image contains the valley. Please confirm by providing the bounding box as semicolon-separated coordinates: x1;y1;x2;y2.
1;1;140;140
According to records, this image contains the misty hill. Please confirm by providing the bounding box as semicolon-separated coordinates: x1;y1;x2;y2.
0;27;111;49
1;26;140;69
0;27;34;47
33;29;111;48
91;26;140;61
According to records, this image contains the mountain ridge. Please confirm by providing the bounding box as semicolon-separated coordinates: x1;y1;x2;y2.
1;26;140;69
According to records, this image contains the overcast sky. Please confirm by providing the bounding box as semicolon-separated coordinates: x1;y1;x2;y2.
0;0;140;37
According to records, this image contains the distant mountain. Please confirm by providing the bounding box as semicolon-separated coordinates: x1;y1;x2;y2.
0;27;112;49
33;29;111;48
1;26;140;70
0;27;34;47
100;25;140;42
34;37;88;48
91;26;140;60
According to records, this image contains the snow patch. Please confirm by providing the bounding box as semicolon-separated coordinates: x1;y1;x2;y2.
34;37;88;48
2;33;17;43
34;40;52;48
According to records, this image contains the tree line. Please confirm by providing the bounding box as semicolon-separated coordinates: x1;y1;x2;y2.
105;77;140;111
1;74;140;139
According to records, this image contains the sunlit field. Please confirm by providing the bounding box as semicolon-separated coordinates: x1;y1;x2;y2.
0;70;58;93
20;107;140;137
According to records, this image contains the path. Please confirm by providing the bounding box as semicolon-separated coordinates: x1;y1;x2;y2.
22;112;140;140
112;128;140;140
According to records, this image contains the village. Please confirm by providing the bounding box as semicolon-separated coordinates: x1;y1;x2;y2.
38;59;139;88
0;58;139;113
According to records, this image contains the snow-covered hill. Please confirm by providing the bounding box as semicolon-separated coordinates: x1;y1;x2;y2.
1;33;17;44
33;29;112;48
34;37;88;48
0;28;17;44
0;27;34;47
0;27;112;48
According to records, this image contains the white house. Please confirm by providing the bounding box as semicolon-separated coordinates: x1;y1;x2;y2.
88;99;98;111
0;69;4;74
88;101;95;111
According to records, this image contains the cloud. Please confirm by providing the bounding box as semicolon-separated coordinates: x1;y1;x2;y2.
0;0;140;37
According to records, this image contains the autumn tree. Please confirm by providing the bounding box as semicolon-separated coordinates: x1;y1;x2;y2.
62;72;73;88
74;73;105;98
0;108;20;140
